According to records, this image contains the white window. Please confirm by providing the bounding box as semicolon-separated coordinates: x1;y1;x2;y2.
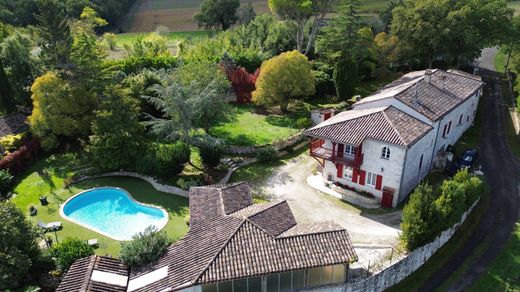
345;144;356;156
381;147;390;159
344;167;353;179
367;172;377;186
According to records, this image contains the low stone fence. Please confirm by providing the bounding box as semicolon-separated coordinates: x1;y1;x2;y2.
74;172;189;197
305;198;480;292
224;130;306;155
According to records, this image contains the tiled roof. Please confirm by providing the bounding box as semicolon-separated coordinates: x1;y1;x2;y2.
58;183;357;291
57;256;129;292
355;69;484;121
305;106;433;147
0;113;27;137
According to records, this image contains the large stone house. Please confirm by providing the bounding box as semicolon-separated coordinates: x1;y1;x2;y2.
57;183;357;292
305;69;484;207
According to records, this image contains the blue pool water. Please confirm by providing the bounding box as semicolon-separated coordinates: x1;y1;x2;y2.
61;188;168;240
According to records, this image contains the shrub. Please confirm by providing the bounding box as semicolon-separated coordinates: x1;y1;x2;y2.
295;117;312;129
103;32;117;51
50;238;94;271
227;66;258;104
0;169;13;198
134;152;157;175
0;133;25;152
104;55;179;75
0;201;41;290
256;146;277;162
120;226;170;266
0;137;41;175
400;183;436;250
435;180;467;229
155;142;191;177
199;141;224;168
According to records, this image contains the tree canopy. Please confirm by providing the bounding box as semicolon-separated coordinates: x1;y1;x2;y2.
194;0;241;30
252;50;315;111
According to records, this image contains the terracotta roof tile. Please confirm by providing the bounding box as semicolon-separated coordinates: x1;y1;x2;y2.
305;106;433;147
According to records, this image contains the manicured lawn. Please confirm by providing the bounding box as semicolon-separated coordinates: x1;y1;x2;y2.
11;153;189;256
209;105;302;146
471;223;520;291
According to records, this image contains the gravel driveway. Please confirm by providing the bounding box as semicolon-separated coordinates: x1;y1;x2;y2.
257;152;401;246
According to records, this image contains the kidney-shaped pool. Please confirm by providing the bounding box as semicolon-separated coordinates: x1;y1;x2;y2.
60;187;168;241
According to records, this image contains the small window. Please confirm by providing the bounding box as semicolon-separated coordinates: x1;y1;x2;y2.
344;167;353;179
419;154;424;171
367;172;377;186
459;114;463;125
345;144;356;155
381;147;390;159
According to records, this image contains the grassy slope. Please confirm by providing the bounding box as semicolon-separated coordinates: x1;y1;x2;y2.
12;153;189;256
471;224;520;291
208;105;302;147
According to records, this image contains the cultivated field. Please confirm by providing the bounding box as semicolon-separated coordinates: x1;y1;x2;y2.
123;0;389;32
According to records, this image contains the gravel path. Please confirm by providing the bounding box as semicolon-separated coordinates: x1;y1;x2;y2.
258;153;401;246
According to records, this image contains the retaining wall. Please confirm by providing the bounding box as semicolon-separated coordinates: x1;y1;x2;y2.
74;172;189;197
224;130;305;155
305;198;480;292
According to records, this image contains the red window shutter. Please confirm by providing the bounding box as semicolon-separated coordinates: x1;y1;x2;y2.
359;170;366;185
337;144;344;158
336;164;344;178
376;175;383;190
352;168;359;183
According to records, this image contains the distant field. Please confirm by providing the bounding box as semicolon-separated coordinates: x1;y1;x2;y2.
124;0;389;33
510;0;520;15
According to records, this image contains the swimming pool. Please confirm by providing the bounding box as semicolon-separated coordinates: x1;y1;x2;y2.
60;187;168;241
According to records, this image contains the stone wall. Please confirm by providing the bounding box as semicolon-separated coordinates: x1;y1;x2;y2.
74;172;189;197
224;130;305;155
304;198;480;292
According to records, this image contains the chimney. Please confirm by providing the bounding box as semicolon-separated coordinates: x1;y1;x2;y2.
424;69;433;83
412;82;420;106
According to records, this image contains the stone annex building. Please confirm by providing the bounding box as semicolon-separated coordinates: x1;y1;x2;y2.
57;183;358;292
306;69;485;208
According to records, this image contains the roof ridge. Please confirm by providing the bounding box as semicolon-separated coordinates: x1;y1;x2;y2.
381;107;406;145
308;107;388;131
277;225;347;239
84;255;97;290
246;200;287;218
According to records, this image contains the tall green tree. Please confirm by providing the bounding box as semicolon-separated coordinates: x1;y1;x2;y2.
391;0;513;68
252;50;315;111
89;87;147;171
194;0;240;30
269;0;337;55
316;0;361;62
0;32;38;103
333;57;359;100
0;201;41;290
28;72;97;150
34;0;72;70
400;183;436;250
237;2;256;25
0;59;15;113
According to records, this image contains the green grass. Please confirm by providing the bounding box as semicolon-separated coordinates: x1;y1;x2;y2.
471;223;520;291
209;105;302;146
359;0;389;14
495;49;507;73
114;31;209;47
11;153;189;257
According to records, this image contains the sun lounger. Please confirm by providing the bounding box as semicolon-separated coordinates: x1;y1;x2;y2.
87;239;99;247
37;220;62;231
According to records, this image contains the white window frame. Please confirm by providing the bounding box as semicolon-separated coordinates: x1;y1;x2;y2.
381;147;390;160
344;144;356;156
343;166;353;179
367;172;377;186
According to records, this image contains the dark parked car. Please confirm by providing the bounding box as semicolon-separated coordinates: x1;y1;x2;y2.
445;149;478;176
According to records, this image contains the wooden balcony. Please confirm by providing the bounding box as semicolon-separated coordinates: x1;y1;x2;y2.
310;139;356;167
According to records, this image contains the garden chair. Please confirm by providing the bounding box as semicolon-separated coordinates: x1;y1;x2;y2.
37;220;62;231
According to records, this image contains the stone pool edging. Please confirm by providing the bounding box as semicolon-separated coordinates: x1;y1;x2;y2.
74;172;189;197
59;187;169;241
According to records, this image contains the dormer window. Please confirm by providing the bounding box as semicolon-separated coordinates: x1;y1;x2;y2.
381;147;390;160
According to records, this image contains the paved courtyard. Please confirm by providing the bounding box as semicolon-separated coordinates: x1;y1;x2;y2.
257;152;402;247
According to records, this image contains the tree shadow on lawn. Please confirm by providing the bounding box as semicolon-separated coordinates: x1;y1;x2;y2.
208;130;258;146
